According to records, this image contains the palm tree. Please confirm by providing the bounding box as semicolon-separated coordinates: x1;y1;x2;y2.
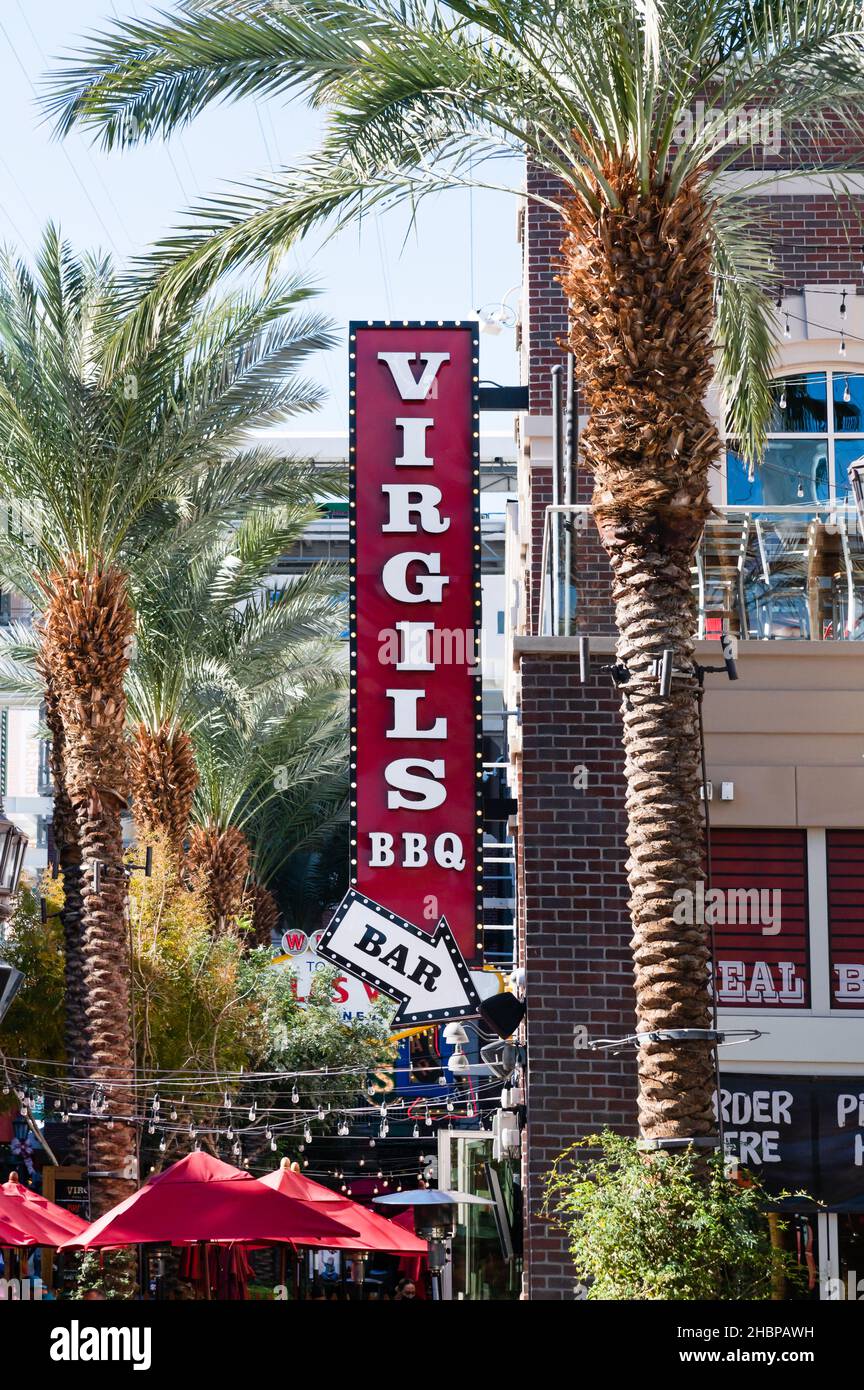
127;495;349;943
0;505;348;931
44;1;864;1143
187;667;348;932
126;499;345;859
0;227;333;1207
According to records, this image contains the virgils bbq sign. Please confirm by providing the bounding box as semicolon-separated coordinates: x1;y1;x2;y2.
348;322;482;964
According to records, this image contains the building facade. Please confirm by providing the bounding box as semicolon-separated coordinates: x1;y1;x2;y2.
508;164;864;1297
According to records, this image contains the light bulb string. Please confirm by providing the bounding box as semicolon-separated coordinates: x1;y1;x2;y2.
1;1060;511;1136
1;1065;508;1115
10;1082;509;1124
1;1054;388;1083
714;270;864;350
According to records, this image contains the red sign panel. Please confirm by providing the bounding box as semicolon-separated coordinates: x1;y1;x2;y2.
350;323;481;962
827;830;864;1010
711;829;810;1009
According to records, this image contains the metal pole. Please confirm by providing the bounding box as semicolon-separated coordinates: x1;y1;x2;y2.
551;366;563;636
564;353;578;636
696;669;725;1156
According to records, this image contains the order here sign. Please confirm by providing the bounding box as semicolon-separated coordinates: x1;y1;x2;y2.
349;322;482;964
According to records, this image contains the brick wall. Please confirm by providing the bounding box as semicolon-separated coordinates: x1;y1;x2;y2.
523;163;570;414
518;652;635;1299
750;195;864;289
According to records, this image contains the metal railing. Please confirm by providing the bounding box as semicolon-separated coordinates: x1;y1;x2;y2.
539;503;864;641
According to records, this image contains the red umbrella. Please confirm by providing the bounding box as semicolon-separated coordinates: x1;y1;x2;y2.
61;1152;362;1251
260;1160;427;1255
0;1171;88;1246
0;1197;36;1248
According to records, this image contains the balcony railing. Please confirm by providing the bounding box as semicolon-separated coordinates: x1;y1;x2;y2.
539;504;864;641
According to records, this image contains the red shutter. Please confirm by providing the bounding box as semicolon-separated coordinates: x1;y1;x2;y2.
710;829;810;1009
827;830;864;1010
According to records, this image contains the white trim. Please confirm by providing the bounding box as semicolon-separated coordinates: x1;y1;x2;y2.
718;172;864;196
807;829;831;1013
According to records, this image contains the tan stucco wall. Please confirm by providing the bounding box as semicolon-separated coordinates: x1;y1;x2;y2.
702;643;864;826
514;637;864;827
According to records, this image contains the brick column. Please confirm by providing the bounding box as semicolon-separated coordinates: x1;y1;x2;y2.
517;648;636;1299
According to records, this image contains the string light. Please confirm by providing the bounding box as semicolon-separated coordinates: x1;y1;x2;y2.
840;333;847;358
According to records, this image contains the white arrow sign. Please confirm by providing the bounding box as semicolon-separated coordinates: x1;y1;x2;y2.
316;888;483;1027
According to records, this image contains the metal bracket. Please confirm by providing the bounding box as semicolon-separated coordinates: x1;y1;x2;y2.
587;1027;764;1054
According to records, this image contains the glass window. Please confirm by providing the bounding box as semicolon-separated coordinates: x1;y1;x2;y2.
718;368;864;640
833;373;864;432
727;369;864;510
727;440;829;506
835;439;864;502
769;372;828;432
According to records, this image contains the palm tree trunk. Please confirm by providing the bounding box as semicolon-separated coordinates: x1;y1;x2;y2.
41;676;88;1076
246;880;279;949
562;163;719;1142
39;556;137;1213
187;824;250;932
129;721;198;860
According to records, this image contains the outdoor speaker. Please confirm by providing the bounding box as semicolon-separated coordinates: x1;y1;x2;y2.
578;635;590;683
658;647;674;697
480;991;526;1040
721;633;739;681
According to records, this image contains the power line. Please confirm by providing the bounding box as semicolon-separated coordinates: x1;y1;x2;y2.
0;12;122;255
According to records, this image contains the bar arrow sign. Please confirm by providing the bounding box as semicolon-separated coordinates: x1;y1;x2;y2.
317;888;483;1026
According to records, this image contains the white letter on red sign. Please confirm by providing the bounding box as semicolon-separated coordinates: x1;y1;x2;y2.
386;689;447;740
385;759;446;810
382;552;449;603
395;621;435;671
382;484;449;534
378;352;450;400
394;417;434;466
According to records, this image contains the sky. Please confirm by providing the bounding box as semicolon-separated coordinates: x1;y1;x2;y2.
0;0;522;434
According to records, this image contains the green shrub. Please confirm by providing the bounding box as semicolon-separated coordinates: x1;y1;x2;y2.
544;1130;802;1300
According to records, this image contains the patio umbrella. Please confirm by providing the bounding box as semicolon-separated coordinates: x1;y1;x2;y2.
0;1197;36;1248
261;1160;427;1254
0;1170;88;1245
61;1151;362;1251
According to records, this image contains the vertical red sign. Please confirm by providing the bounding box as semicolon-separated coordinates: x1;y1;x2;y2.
350;322;481;963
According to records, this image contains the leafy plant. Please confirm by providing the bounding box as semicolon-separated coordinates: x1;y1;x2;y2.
0;882;65;1069
71;1249;137;1301
544;1131;802;1300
